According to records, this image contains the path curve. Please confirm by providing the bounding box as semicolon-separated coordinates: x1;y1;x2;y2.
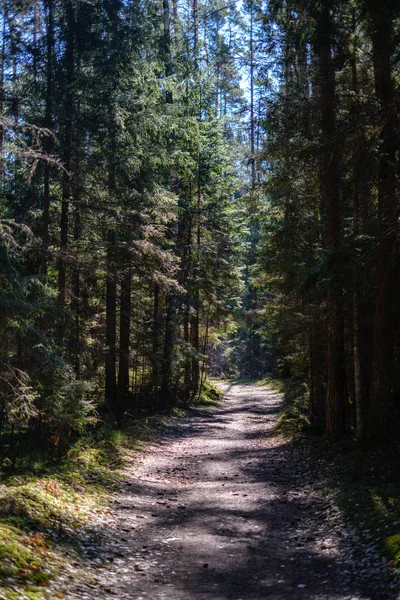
66;382;397;600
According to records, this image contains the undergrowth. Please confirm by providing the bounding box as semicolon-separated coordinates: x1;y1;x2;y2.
275;377;400;569
0;392;208;599
275;377;309;436
196;379;224;407
323;441;400;568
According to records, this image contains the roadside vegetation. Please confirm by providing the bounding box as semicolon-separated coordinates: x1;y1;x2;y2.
274;379;400;570
0;380;223;599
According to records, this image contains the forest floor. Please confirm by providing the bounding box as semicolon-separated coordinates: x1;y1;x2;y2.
50;381;399;600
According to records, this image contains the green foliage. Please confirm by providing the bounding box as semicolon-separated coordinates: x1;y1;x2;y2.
196;379;223;407
275;379;310;436
385;535;400;567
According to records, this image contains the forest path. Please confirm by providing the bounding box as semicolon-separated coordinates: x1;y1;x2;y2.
66;383;395;600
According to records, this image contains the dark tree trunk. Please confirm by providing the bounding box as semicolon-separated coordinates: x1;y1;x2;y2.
350;12;369;441
57;0;74;331
171;0;178;28
161;293;175;405
71;187;81;377
161;0;178;403
249;0;255;186
152;283;161;393
309;329;326;431
105;229;117;409
117;263;132;422
40;0;53;276
184;301;191;395
0;0;7;188
191;309;199;393
192;0;198;73
317;0;346;436
367;0;397;442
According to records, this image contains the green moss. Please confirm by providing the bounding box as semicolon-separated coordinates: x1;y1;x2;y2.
196;379;224;407
254;377;282;390
0;523;56;598
275;379;309;436
385;534;400;566
0;403;199;597
301;436;400;571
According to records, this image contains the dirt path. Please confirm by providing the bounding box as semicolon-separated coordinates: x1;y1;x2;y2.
65;383;398;600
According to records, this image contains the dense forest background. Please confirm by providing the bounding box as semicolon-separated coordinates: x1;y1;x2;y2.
0;0;400;464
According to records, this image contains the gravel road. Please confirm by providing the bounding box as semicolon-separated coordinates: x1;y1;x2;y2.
64;382;399;600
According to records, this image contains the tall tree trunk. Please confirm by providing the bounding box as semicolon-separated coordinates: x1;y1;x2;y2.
317;0;346;436
197;307;210;401
161;293;175;404
40;0;53;276
57;0;74;331
105;229;117;409
32;0;39;80
161;0;178;403
249;0;255;187
192;0;198;73
117;263;132;423
0;0;7;188
191;308;200;392
191;163;201;395
71;180;81;377
367;0;397;442
309;328;325;430
152;283;161;394
350;8;368;441
171;0;178;28
183;212;192;397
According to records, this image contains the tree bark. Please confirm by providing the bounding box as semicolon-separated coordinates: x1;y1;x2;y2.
117;263;132;422
317;0;346;436
161;0;178;403
40;0;53;276
367;0;397;442
0;0;7;188
249;0;255;186
161;293;176;404
309;329;326;430
105;229;117;409
57;0;74;329
350;9;369;441
152;283;161;393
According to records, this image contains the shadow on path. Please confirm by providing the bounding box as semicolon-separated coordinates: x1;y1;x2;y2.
67;383;397;600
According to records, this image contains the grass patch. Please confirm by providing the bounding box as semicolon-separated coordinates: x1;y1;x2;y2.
0;406;191;599
275;377;309;436
196;379;224;407
212;376;282;389
0;428;126;598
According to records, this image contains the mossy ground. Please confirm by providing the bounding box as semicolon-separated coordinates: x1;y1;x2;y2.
0;399;204;599
274;377;309;436
196;379;224;407
272;377;400;569
322;441;400;568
